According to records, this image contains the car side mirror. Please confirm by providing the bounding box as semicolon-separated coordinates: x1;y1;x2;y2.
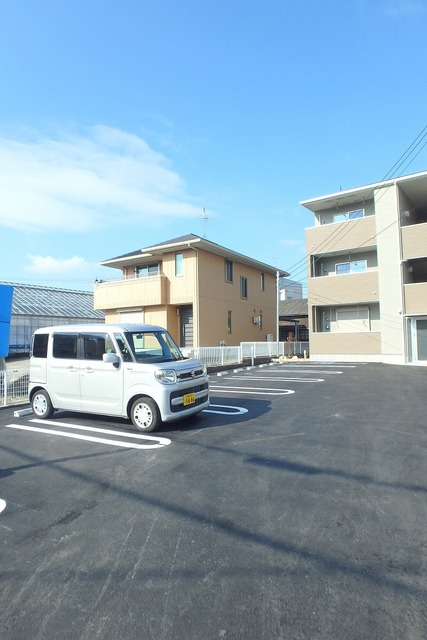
103;353;120;366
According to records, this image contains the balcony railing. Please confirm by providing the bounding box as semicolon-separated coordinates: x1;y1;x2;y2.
401;221;427;260
308;270;379;305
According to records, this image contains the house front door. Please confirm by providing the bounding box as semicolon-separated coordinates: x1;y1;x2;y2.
180;305;193;347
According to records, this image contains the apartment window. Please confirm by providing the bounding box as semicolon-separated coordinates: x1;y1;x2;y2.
241;276;248;299
225;259;233;283
227;310;232;333
335;260;367;275
260;273;265;291
333;208;364;223
136;263;160;277
175;252;183;276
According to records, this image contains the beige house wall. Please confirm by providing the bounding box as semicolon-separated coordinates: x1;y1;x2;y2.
374;185;405;358
197;251;277;345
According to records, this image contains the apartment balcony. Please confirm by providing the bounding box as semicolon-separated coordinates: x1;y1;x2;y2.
401;221;427;259
94;274;167;310
404;282;427;315
310;331;382;356
309;270;379;305
306;215;377;255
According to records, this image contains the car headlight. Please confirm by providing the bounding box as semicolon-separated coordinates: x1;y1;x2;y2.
155;369;177;384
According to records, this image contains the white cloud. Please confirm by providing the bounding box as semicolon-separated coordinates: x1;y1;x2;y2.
383;1;426;17
0;125;201;233
25;255;93;275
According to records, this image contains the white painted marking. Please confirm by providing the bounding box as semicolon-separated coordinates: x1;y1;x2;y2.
229;376;325;383
271;369;343;375
210;386;295;396
0;499;6;515
203;404;248;415
4;423;171;449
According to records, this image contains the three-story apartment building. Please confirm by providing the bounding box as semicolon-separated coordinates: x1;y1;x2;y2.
302;170;427;364
94;234;287;348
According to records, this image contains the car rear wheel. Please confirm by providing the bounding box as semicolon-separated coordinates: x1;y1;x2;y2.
32;389;55;419
130;397;160;432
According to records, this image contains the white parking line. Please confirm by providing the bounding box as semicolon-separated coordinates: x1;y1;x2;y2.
4;422;171;449
209;386;295;396
229;376;325;383
203;404;248;415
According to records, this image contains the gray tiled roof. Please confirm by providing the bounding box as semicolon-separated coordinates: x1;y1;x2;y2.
1;282;104;319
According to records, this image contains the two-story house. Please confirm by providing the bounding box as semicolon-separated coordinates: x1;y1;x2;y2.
94;234;288;348
302;170;427;365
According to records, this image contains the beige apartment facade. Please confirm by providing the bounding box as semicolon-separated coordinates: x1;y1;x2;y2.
302;170;427;365
94;234;287;348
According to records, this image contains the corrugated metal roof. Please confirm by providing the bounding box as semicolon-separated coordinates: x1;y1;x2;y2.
1;282;104;319
279;298;308;317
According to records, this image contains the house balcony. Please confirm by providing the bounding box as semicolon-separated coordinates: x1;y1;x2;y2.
306;215;377;255
308;270;379;305
401;221;427;259
404;282;427;315
94;274;168;310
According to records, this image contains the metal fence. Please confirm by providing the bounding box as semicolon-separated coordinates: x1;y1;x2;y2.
0;368;29;407
187;341;310;367
0;341;310;407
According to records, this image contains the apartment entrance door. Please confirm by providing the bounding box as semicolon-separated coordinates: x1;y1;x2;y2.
179;305;193;347
408;317;427;362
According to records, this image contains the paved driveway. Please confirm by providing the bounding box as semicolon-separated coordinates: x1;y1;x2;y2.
0;362;426;639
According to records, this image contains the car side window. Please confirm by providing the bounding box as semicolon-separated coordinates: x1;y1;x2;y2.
82;333;115;360
52;334;78;359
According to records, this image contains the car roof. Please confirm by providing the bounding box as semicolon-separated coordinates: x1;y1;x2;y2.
34;323;166;333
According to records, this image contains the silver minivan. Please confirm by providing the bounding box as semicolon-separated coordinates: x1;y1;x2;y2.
28;324;209;432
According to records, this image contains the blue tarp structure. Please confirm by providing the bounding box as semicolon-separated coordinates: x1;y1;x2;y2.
0;284;13;357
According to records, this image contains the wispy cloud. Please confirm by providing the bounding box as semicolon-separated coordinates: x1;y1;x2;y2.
382;1;426;17
25;255;94;275
0;125;201;233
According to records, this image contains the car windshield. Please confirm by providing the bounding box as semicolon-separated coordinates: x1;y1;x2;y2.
123;330;185;363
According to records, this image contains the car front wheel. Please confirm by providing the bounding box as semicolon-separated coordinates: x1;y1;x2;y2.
130;397;160;432
32;389;55;419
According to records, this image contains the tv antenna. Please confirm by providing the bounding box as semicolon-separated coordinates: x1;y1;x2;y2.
198;207;209;237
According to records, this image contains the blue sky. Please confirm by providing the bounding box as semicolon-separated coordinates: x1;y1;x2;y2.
1;0;427;293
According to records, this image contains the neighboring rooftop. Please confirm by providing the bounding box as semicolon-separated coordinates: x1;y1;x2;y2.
1;282;104;319
279;298;308;318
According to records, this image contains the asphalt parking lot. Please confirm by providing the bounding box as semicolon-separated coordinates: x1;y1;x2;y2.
0;362;426;640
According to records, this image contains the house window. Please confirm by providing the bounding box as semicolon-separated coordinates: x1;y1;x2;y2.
335;260;367;275
136;263;160;277
175;252;183;276
227;310;232;333
225;259;233;283
333;208;364;223
260;273;265;291
241;276;248;299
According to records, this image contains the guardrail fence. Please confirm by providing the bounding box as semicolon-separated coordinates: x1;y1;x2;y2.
1;368;29;407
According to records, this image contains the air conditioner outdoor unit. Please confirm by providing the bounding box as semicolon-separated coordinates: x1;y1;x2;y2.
253;315;261;325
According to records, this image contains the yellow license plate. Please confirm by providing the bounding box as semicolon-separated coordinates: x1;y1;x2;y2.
183;392;196;406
